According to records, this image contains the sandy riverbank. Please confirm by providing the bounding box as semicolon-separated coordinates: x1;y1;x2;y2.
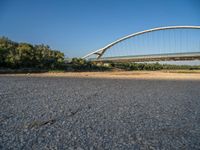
1;70;200;80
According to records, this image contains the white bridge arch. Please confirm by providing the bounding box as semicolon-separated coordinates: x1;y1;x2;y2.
83;26;200;60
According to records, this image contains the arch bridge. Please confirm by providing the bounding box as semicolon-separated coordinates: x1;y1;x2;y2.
83;26;200;62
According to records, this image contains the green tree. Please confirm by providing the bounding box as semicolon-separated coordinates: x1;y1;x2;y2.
0;37;18;67
16;43;34;67
0;36;65;69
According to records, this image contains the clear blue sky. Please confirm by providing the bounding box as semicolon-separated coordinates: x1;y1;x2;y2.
0;0;200;57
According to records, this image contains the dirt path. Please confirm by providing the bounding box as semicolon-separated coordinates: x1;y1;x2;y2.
1;70;200;80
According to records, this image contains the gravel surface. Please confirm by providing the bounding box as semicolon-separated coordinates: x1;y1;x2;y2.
0;76;200;149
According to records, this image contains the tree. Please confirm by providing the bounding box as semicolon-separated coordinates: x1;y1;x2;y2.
0;37;18;67
0;36;65;69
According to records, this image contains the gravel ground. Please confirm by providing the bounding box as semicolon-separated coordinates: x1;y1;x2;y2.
0;76;200;149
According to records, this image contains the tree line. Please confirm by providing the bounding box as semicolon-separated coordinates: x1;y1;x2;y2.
1;36;199;72
0;37;64;69
110;62;200;71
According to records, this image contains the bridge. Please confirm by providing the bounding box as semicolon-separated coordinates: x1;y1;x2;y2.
83;26;200;62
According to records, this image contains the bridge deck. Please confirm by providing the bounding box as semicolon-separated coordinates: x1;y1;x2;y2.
90;52;200;62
